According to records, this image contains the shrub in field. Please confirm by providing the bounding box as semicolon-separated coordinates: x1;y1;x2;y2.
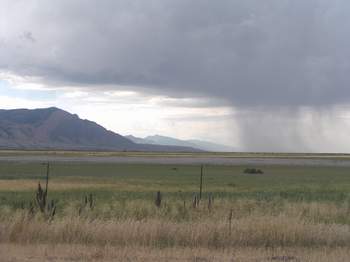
78;194;94;215
34;166;56;220
35;182;47;212
243;168;264;174
155;191;162;208
208;193;214;211
192;193;199;208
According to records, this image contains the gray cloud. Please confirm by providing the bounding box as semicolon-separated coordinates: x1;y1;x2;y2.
20;31;36;43
2;0;350;152
1;0;350;107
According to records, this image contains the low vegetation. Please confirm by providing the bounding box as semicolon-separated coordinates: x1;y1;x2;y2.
0;161;350;260
243;167;264;174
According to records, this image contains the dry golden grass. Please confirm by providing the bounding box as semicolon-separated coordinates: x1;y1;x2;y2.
0;179;121;191
1;198;350;261
1;244;350;261
1;210;350;249
0;178;195;192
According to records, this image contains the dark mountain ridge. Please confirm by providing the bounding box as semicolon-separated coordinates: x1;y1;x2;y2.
0;107;200;152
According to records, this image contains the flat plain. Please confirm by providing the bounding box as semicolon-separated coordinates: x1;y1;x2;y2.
1;151;350;261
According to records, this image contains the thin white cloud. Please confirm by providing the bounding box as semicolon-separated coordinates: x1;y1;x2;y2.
0;95;52;109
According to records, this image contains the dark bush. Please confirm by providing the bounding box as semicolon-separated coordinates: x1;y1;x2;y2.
243;168;264;174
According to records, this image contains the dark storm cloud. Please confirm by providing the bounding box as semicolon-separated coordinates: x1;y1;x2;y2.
1;0;350;107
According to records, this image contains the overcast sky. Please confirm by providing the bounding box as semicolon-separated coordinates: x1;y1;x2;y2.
1;0;350;152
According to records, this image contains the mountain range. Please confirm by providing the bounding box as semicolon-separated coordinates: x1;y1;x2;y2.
125;135;235;152
0;107;200;152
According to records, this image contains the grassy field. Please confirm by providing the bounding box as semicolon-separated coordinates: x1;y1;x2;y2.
1;160;350;261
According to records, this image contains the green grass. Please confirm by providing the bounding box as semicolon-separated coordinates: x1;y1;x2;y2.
0;162;350;207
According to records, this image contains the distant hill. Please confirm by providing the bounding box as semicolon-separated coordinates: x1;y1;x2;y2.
0;107;200;152
126;134;235;152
